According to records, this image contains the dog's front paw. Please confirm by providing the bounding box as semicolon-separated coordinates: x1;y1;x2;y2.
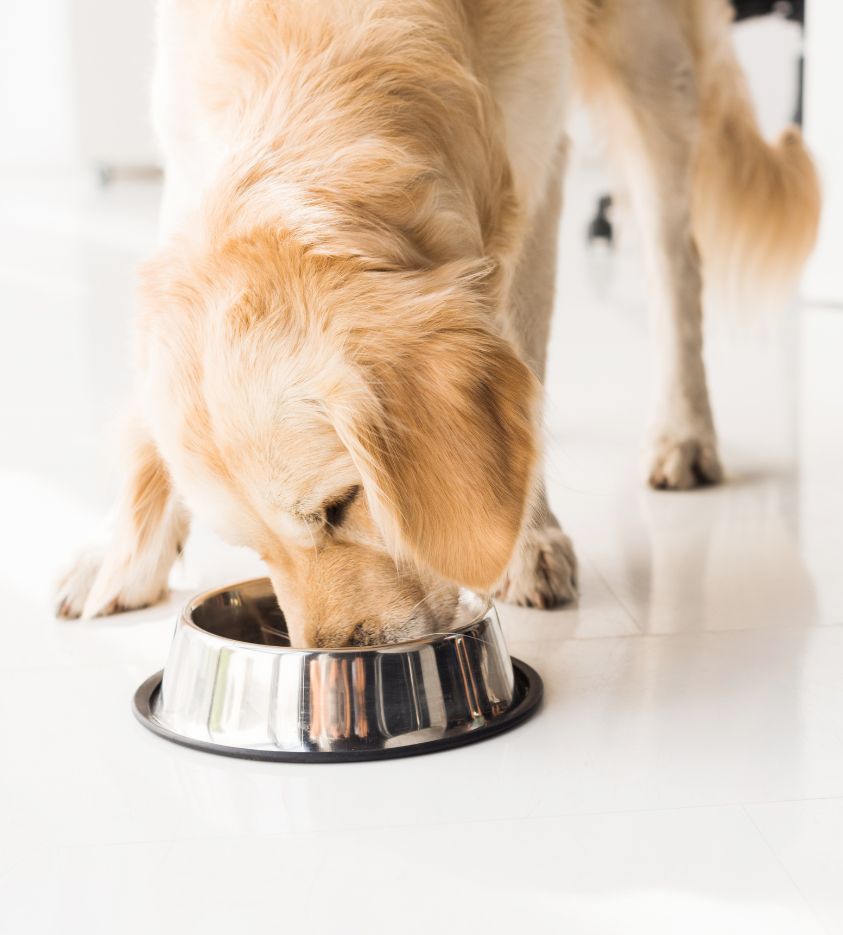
54;548;104;619
647;434;723;490
54;548;169;619
495;524;578;609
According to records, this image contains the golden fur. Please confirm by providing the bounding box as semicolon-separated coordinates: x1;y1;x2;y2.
56;0;820;645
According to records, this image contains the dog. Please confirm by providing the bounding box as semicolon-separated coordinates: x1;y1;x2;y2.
55;0;820;647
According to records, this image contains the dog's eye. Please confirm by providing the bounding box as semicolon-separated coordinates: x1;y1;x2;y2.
324;485;360;528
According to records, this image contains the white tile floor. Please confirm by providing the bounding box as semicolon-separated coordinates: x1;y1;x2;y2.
1;168;841;934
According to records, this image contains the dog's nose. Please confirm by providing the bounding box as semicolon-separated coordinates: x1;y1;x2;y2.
348;621;381;647
311;605;442;648
309;621;382;648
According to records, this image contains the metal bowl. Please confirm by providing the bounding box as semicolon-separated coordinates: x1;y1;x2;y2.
133;578;542;762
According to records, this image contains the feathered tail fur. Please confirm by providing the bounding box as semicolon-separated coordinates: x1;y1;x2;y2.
691;0;821;306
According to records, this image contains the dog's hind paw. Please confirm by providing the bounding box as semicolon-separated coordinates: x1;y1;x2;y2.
494;524;578;609
647;435;723;490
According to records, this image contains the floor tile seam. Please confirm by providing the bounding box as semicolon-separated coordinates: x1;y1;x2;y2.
741;803;835;935
507;619;843;647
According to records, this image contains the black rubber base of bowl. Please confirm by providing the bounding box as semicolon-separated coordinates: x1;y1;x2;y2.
132;658;543;763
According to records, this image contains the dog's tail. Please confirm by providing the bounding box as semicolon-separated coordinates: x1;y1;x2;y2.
691;0;821;309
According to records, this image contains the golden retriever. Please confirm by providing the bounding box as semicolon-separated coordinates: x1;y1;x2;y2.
56;0;820;647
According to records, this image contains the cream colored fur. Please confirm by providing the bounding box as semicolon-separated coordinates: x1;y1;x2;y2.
56;0;820;644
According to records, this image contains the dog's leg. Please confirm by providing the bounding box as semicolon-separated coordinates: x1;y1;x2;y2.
55;417;189;618
496;141;577;608
56;27;196;621
635;124;722;490
596;32;722;490
495;483;578;608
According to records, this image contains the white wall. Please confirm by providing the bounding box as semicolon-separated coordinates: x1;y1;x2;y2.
68;0;158;168
0;2;79;169
0;0;157;172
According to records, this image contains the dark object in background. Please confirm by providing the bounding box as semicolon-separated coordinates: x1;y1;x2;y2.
733;0;803;23
586;0;806;247
587;195;614;246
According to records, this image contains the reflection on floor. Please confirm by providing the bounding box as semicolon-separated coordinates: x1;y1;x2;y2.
0;170;841;935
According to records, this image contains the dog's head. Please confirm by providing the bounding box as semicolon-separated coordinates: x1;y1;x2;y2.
139;232;538;646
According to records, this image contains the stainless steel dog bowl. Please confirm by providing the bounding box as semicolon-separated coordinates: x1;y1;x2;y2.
133;578;542;762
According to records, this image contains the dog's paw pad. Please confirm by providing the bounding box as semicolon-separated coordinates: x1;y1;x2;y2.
648;437;723;491
495;526;578;609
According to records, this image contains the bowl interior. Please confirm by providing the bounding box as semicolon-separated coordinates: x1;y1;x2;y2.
190;581;290;647
186;579;489;650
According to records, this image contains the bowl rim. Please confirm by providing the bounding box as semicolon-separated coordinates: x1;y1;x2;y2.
180;577;495;655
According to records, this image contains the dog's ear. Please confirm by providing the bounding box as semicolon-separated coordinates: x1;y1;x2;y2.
331;269;539;590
